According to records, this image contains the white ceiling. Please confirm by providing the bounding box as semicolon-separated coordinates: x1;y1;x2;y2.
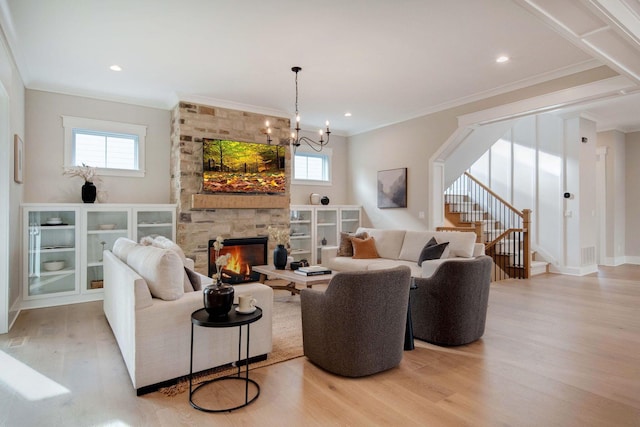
1;0;639;135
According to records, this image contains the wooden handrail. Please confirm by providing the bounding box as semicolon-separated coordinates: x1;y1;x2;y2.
464;172;523;218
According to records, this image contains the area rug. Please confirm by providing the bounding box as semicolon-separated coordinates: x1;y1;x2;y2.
159;293;304;396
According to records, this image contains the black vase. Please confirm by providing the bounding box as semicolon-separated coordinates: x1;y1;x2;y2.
203;281;235;318
273;244;288;270
321;196;330;205
82;181;97;203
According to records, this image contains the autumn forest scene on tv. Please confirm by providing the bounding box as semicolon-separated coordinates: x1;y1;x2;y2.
203;139;286;194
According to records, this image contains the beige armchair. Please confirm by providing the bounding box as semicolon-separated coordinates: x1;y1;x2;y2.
300;266;412;377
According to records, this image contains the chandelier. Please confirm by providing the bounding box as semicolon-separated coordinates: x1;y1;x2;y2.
266;66;331;151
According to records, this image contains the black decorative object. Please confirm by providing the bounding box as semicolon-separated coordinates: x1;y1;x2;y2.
203;280;235;318
321;236;327;246
321;196;330;205
273;244;288;270
82;181;97;203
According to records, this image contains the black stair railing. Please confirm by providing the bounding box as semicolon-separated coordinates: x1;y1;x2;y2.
444;172;531;280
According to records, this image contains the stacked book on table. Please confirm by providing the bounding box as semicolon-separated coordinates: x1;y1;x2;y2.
294;265;332;276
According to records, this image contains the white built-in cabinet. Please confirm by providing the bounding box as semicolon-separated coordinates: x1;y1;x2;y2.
289;205;361;265
22;204;175;309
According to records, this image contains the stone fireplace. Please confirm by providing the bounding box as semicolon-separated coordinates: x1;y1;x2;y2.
170;102;292;274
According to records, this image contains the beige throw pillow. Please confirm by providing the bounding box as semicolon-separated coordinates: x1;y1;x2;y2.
126;245;185;301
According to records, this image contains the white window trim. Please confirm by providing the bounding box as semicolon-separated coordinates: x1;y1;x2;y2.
291;146;332;186
62;115;147;178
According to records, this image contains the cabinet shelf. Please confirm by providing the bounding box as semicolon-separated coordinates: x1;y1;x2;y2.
290;235;311;240
31;247;75;254
30;268;75;278
87;229;127;234
138;222;172;228
40;225;75;230
317;223;337;227
290;249;311;255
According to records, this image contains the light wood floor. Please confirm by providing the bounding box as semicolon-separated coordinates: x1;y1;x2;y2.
1;266;639;426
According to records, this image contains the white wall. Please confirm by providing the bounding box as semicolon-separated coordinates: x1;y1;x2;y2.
290;131;350;205
25;90;171;204
0;27;25;333
349;111;457;230
625;132;640;260
597;130;626;264
536;114;564;268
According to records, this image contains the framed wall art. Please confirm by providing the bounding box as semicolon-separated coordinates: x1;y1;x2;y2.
377;167;407;208
14;134;23;184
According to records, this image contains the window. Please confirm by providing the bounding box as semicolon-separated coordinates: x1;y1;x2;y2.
292;148;332;184
63;116;147;177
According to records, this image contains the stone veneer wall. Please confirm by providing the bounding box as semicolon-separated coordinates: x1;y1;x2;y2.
170;101;292;274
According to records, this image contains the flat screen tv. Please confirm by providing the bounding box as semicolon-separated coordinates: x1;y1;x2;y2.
202;138;286;194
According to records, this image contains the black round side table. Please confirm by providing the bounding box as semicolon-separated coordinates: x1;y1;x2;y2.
189;305;263;412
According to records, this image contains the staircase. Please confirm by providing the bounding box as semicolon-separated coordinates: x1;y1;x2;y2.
443;172;548;280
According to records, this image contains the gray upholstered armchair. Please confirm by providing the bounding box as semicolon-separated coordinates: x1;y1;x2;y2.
411;255;493;346
300;266;412;377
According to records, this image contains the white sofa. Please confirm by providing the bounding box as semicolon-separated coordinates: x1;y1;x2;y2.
322;227;485;278
103;238;273;395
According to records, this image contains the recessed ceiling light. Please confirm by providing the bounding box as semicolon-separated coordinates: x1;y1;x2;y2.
496;56;509;63
344;112;352;117
110;65;122;71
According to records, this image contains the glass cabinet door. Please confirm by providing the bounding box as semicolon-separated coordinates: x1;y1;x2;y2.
315;208;338;264
289;207;313;262
25;209;79;298
134;208;175;242
340;208;361;233
84;208;130;293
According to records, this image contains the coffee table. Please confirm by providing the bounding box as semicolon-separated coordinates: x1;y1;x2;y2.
252;264;335;295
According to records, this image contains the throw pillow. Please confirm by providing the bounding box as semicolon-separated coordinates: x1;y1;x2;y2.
185;267;203;291
417;240;450;266
112;237;138;262
145;235;192;292
337;231;368;257
350;236;380;259
126;245;185;301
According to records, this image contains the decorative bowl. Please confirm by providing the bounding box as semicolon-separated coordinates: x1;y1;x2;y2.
99;224;116;230
43;260;65;271
46;217;62;225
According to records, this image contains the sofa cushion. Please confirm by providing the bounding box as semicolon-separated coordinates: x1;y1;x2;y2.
434;231;477;258
141;235;194;293
417;239;450;266
112;237;138;262
366;259;423;277
351;236;380;259
337;231;368;257
126;245;185;301
357;228;406;260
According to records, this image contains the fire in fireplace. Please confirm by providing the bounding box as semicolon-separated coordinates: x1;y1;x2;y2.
208;237;268;284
